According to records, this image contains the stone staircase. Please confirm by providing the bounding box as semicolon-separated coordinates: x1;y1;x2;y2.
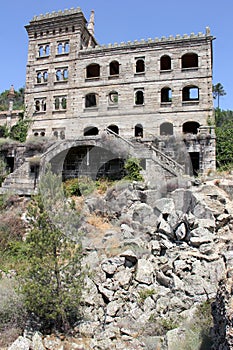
0;160;37;195
105;128;185;177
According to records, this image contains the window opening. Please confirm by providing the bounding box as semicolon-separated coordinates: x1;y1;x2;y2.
84;127;99;136
85;93;97;108
160;122;173;135
37;72;42;84
135;90;144;105
57;43;63;54
64;42;70;53
45;45;50;56
135;124;143;137
182;86;199;101
136;59;145;73
182;53;198;69
107;125;119;134
109;91;118;104
183;121;200;134
161;87;172;103
160;55;171;70
61;97;67;109
86;64;100;78
109;61;119;75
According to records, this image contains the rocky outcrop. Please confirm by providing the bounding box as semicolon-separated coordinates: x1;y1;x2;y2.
7;178;233;349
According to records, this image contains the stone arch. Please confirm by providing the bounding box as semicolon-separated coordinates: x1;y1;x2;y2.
160;122;174;136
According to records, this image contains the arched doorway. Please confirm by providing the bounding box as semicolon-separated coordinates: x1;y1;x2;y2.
135;124;143;137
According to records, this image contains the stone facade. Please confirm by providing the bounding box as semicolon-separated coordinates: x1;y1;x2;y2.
23;7;216;176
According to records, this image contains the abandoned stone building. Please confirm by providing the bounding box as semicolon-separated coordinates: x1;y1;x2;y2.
0;7;216;194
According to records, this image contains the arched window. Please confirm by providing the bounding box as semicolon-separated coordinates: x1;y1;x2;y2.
35;100;40;112
85;93;97;108
57;43;63;54
64;42;69;53
63;69;68;80
45;45;50;56
39;46;44;57
135;124;143;137
56;70;62;81
86;63;100;78
183;121;200;134
182;85;199;101
53;130;58;138
61;97;67;109
42;99;46;111
37;72;42;84
108;91;118;105
43;71;48;82
160;122;173;136
181;53;198;69
54;98;60;110
107;125;119;134
160;55;171;70
136;59;145;73
161;87;172;103
60;130;65;140
84;126;99;136
135;90;144;105
109;61;119;76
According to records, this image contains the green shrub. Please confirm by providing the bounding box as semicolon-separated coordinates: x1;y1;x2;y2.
124;157;144;181
0;278;26;331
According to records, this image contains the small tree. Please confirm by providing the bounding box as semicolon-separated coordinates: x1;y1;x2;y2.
216;120;233;170
124;157;144;181
22;167;85;332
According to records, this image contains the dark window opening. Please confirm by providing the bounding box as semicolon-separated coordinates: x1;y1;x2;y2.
136;59;145;73
35;100;40;112
86;64;100;78
160;122;173;136
109;91;118;104
109;61;119;75
37;72;42;83
85;93;97;108
182;86;199;101
135;124;143;137
107;125;119;134
183;121;200;134
135;90;144;105
40;131;45;137
189;152;200;176
161;87;172;103
182;53;198;69
6;156;14;173
34;132;39;137
160;55;171;70
84;126;99;136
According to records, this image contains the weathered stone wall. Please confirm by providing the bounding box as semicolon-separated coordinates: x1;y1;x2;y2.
24;7;216;174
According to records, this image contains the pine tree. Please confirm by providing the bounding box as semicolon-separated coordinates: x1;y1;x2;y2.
22;167;85;332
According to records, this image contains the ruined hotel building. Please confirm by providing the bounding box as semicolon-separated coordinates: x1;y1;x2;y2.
0;7;216;193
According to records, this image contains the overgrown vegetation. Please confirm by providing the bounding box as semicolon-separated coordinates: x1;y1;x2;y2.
123;157;144;181
215;108;233;170
9;115;31;143
0;87;25;111
21;167;85;332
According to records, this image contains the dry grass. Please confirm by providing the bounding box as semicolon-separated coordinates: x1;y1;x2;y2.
86;214;112;231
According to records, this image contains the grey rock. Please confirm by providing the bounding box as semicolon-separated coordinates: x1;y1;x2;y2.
32;332;45;350
8;336;31;350
135;259;154;284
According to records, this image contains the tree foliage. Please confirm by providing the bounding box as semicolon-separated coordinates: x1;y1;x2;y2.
216;120;233;169
124;157;144;181
22;167;85;332
9;115;31;142
212;83;226;109
0;87;25;111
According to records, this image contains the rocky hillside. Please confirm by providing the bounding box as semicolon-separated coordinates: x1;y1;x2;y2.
5;176;233;349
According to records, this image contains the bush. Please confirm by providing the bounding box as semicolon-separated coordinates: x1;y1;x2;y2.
0;278;26;331
124;157;144;181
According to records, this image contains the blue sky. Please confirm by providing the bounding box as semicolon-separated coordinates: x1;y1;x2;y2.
0;0;232;110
